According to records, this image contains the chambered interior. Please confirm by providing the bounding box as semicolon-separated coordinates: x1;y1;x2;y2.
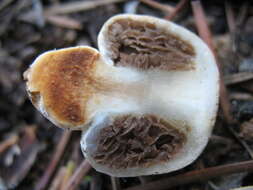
92;115;186;169
107;18;196;70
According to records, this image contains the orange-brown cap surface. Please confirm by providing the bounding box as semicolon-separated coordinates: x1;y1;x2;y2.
24;47;100;129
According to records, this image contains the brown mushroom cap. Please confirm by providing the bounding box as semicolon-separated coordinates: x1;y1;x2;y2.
24;47;101;129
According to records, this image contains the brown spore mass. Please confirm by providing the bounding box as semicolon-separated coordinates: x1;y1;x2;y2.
27;48;99;127
107;19;196;70
93;115;186;169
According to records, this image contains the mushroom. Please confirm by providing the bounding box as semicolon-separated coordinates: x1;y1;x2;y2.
24;14;219;177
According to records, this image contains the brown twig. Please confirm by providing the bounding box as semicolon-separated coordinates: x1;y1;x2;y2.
62;160;92;190
0;135;19;154
45;0;126;15
125;160;253;190
49;167;66;190
224;72;253;85
139;0;174;13
45;15;82;30
35;131;71;190
191;0;234;125
165;0;189;20
191;1;215;52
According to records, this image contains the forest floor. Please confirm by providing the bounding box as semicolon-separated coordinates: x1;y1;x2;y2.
1;0;253;190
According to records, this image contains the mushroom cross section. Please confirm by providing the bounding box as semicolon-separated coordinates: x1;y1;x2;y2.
24;14;219;177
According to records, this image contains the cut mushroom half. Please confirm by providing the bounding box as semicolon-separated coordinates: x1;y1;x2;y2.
24;14;219;177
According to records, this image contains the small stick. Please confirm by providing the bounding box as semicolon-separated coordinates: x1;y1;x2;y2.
45;0;126;15
165;0;189;20
125;160;253;190
0;0;15;12
138;176;153;184
111;177;121;190
230;92;253;101
225;1;236;51
62;160;92;190
236;1;249;28
45;15;82;30
49;167;66;190
225;1;236;34
224;72;253;85
33;0;45;27
191;0;234;124
232;186;253;190
0;135;19;154
208;181;219;190
34;131;71;190
227;126;253;159
191;0;214;52
139;0;174;13
138;177;148;184
60;161;75;190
